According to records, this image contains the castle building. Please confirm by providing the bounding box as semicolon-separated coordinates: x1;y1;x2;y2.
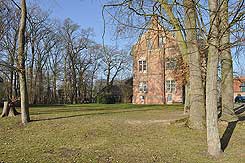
132;17;183;104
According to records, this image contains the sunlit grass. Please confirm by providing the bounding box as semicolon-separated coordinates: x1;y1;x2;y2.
0;104;244;163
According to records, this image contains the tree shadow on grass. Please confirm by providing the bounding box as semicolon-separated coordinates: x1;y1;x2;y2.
30;108;168;122
220;104;245;151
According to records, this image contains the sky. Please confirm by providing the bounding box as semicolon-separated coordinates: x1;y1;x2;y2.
30;0;244;75
36;0;115;45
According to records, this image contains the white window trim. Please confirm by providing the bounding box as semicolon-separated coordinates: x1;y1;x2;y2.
166;80;176;93
138;60;147;73
139;81;147;93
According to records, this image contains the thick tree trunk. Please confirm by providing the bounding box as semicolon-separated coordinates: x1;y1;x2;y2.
1;101;10;117
206;0;222;156
1;101;20;117
184;0;206;129
17;0;30;124
220;0;238;122
71;60;77;104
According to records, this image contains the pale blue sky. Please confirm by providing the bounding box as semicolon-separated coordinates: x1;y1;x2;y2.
36;0;112;45
30;0;244;75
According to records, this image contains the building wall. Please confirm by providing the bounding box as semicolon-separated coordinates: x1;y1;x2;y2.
132;17;183;104
234;77;245;97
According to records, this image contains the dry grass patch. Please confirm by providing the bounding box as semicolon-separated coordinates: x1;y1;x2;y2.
0;104;244;163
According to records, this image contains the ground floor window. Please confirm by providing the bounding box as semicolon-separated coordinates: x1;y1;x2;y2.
166;80;176;93
241;82;245;92
167;94;172;102
139;81;147;93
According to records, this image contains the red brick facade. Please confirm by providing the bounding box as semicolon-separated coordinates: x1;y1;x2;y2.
132;17;183;104
234;76;245;97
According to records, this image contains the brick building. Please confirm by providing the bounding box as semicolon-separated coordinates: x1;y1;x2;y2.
132;17;183;104
233;76;245;97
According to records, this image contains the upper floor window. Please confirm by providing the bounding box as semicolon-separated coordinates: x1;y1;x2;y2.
147;38;153;50
139;60;147;72
241;82;245;92
139;81;147;93
166;58;177;70
166;80;176;93
159;36;166;48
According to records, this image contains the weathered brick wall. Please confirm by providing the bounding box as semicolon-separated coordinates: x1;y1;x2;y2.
132;20;183;104
234;77;245;97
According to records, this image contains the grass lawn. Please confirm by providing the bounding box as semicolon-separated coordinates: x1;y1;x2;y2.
0;104;244;163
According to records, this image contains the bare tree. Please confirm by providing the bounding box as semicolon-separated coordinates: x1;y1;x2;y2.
101;46;131;88
27;4;50;104
60;18;94;103
183;0;205;129
17;0;30;124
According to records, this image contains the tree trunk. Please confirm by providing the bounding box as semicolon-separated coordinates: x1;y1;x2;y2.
71;59;77;104
184;0;206;129
14;72;19;97
10;61;14;99
1;101;20;117
29;37;35;104
184;82;190;114
53;74;57;103
220;0;238;121
37;68;41;103
1;101;10;117
17;0;30;124
206;0;222;156
158;0;191;115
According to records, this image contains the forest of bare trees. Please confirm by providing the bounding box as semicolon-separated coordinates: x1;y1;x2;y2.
0;1;132;107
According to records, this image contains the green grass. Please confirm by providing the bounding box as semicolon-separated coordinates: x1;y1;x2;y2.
0;104;244;163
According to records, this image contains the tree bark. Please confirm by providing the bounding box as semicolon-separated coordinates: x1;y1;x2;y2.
184;82;190;114
17;0;30;124
1;101;10;117
29;37;35;104
220;0;237;121
158;0;193;121
184;0;206;129
1;101;20;117
53;74;57;103
206;0;222;156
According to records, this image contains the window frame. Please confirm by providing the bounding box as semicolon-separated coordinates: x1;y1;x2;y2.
159;36;165;48
241;82;245;92
166;80;176;93
138;60;147;72
165;58;177;70
139;81;147;93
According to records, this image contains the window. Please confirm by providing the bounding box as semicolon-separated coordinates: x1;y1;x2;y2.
147;38;153;50
159;36;166;48
167;94;172;102
241;82;245;92
139;81;147;93
139;60;147;72
166;58;177;70
166;80;176;93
